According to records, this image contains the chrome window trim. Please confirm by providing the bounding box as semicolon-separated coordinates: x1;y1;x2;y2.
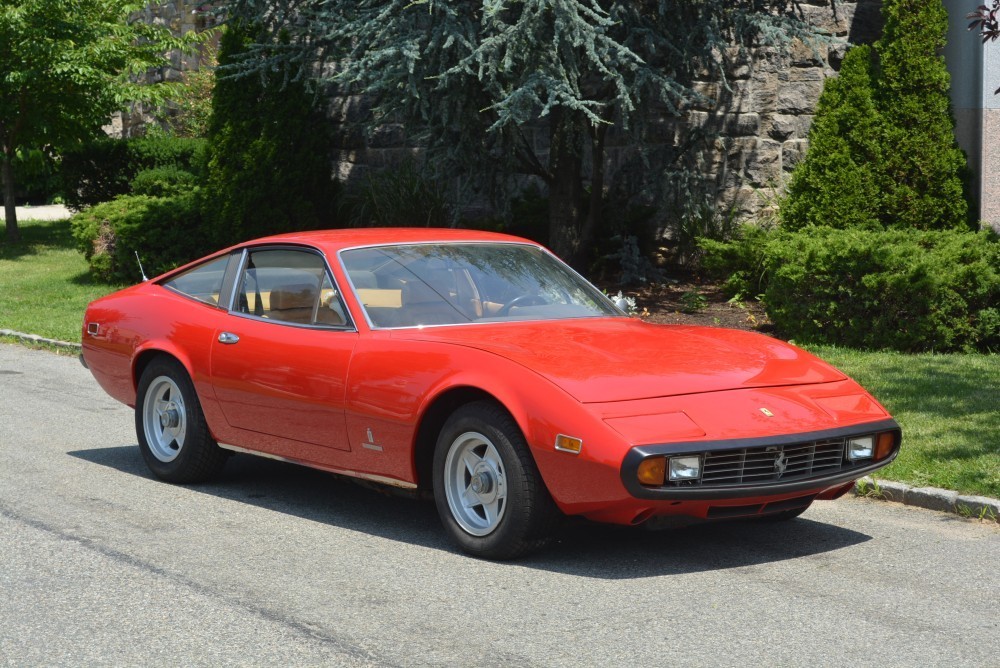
228;243;358;333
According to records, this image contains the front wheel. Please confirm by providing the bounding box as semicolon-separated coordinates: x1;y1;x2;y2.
135;357;227;483
433;401;560;560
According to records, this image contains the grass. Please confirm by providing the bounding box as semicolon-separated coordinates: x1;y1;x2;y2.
0;217;122;342
807;345;1000;499
2;219;998;499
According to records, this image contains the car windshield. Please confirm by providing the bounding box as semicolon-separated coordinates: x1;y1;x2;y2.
340;242;621;328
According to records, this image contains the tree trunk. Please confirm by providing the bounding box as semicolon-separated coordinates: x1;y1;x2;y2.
1;150;20;244
580;123;607;265
547;109;587;269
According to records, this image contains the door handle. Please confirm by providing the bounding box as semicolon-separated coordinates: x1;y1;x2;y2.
218;332;240;345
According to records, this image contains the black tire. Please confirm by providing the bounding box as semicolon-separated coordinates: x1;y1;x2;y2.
432;401;561;560
135;357;228;483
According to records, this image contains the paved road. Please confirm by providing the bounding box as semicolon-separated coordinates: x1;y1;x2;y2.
1;343;997;667
0;204;71;222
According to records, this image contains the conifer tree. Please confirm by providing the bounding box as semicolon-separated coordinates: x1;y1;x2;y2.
782;46;884;231
202;19;337;246
227;0;819;267
784;0;970;232
876;0;969;230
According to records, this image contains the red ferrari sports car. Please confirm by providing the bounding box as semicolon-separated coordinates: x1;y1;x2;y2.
81;228;900;559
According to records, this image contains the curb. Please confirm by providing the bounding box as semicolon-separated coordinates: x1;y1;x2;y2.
854;476;1000;521
0;329;81;351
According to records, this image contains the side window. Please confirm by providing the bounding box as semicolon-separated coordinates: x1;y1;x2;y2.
235;249;350;328
162;255;229;306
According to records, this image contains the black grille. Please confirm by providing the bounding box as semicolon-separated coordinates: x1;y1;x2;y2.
677;437;849;487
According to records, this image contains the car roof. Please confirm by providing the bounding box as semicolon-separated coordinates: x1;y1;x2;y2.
251;228;537;253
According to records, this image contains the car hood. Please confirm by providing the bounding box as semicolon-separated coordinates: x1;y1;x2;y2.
393;318;846;403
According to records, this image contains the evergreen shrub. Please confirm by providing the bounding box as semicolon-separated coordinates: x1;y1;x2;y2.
60;137;207;210
699;222;777;298
130;166;198;197
781;46;883;231
70;192;206;283
763;227;1000;352
201;21;338;247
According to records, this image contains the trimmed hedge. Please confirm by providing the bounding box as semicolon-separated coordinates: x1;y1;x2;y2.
70;192;208;283
60;137;206;210
763;227;1000;352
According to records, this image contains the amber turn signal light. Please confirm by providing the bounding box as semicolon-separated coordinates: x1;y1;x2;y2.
554;434;583;454
637;457;667;486
875;431;896;460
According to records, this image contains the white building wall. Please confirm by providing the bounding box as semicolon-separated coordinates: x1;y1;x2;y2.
945;0;1000;231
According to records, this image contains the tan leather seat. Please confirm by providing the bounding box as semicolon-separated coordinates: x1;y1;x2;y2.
268;284;317;324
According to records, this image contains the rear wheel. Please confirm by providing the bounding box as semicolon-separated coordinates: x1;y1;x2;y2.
433;401;560;560
136;357;227;483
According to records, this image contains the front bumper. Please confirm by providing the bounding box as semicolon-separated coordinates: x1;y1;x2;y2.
620;418;901;501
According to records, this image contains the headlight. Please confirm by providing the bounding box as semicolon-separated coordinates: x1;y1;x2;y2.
668;455;702;481
847;435;875;461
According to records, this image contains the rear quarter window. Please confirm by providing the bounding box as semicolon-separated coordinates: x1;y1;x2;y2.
162;255;229;306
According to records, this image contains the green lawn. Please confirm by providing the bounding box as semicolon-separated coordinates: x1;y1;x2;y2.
2;219;998;498
0;217;121;343
807;345;999;499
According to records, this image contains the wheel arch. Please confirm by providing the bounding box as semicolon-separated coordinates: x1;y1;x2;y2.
412;386;503;490
132;345;194;392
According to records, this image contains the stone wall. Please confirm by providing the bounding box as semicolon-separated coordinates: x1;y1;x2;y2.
124;1;884;223
325;1;884;223
106;1;220;138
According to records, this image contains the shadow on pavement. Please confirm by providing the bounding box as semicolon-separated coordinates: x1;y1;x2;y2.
69;444;872;580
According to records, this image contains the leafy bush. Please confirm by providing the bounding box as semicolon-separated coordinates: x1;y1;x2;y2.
763;227;1000;352
340;160;451;228
70;192;207;283
130;166;198;197
60;136;207;210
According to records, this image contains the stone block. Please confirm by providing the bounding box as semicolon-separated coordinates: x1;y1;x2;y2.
847;0;884;44
751;81;778;114
765;114;800;141
782;139;809;171
332;126;365;150
745;139;783;186
798;3;853;37
828;42;850;71
724;113;760;137
716;80;753;114
788;67;826;83
690;81;720;111
789;39;827;68
368;124;406;149
777;80;824;114
724;136;757;158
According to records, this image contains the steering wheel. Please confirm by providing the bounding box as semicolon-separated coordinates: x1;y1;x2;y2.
497;293;547;317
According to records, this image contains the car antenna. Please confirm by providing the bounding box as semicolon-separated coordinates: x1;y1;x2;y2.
135;251;149;282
